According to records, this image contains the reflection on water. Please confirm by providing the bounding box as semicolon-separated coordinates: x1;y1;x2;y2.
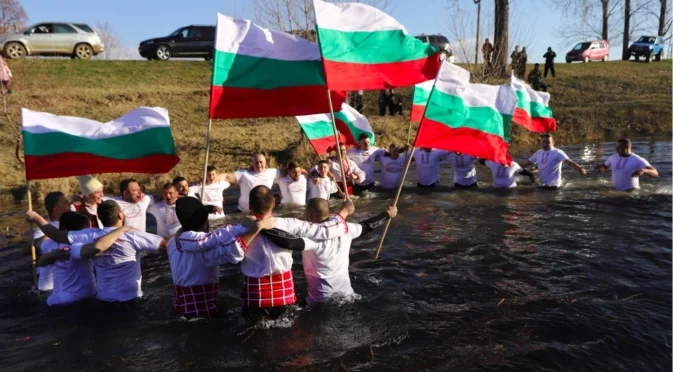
0;140;671;371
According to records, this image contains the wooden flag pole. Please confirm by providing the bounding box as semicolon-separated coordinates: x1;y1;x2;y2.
26;181;37;289
325;90;350;200
200;119;213;202
406;121;414;145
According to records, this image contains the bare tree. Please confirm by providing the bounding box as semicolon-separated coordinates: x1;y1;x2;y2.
550;0;622;45
0;0;27;35
492;0;509;77
96;22;121;60
623;0;632;59
651;0;672;40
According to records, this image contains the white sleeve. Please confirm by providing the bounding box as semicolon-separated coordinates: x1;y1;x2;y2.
557;150;570;162
347;222;364;239
351;161;366;183
638;156;651;168
145;195;155;206
301;238;322;251
219;180;231;191
604;156;613;168
67;230;95;244
33;226;45;240
125;231;163;252
274;215;348;241
234;170;245;183
201;227;248;266
329;180;339;194
528;151;538;164
512;163;522;173
374;148;385;161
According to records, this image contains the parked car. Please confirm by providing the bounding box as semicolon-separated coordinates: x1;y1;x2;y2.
139;25;215;61
565;40;610;63
0;22;104;60
628;35;664;62
414;34;455;63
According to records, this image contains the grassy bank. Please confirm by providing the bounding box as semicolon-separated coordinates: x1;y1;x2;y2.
0;59;670;200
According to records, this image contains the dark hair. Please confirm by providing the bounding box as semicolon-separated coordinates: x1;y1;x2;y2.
540;133;552;140
163;183;176;191
206;165;217;173
44;191;65;215
317;160;330;167
175;197;208;231
306;198;330;220
287;162;299;170
172;176;187;185
358;133;370;141
59;212;90;231
97;200;122;227
617;138;631;146
119;178;138;194
249;185;275;214
535;63;540;67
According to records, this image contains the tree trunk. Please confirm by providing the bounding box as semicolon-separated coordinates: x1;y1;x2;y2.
659;0;668;36
601;0;609;40
475;0;481;65
492;0;508;76
622;0;631;60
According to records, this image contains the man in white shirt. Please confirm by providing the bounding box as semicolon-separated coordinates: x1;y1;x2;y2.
520;133;587;189
482;160;535;188
595;138;658;191
108;178;156;231
190;165;229;219
217;153;282;213
347;133;384;194
33;191;71;291
173;176;197;198
148;183;181;238
277;162;308;206
413;148;451;188
308;160;341;200
378;144;411;190
330;143;367;196
446;152;479;188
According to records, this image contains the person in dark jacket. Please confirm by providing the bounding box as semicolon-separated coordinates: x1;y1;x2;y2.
378;90;387;116
518;47;528;78
387;89;403;115
527;64;548;92
543;47;557;78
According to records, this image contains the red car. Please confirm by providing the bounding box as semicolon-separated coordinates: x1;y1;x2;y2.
565;40;610;63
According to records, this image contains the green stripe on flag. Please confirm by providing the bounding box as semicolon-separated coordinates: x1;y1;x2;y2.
412;86;431;106
530;102;553;118
334;112;375;144
300;120;335;140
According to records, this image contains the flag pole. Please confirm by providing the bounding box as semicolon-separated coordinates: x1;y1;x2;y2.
406;121;413;145
26;181;37;289
325;90;350;200
200;118;213;202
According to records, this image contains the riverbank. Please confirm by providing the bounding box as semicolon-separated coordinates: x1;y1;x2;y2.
0;59;670;200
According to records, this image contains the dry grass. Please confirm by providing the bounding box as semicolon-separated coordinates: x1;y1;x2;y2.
0;59;670;201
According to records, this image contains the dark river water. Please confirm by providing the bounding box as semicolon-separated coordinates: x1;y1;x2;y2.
0;140;671;371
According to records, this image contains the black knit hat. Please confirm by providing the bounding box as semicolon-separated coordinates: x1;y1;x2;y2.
176;197;208;231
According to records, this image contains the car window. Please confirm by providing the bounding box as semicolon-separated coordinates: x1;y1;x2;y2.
437;36;449;44
54;24;77;34
31;24;53;34
203;27;215;39
574;42;590;50
73;24;94;33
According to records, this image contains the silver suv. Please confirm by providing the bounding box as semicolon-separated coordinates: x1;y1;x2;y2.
0;22;104;60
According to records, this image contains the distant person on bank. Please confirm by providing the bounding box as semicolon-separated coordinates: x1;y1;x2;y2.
518;47;528;79
527;64;548;92
482;38;494;66
510;45;521;76
387;89;403;115
0;56;13;94
595;138;658;191
543;47;557;78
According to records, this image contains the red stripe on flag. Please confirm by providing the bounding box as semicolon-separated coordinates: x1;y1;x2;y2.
323;55;441;91
415;119;512;165
512;107;557;133
410;104;425;123
308;135;348;155
25;153;180;180
209;85;346;119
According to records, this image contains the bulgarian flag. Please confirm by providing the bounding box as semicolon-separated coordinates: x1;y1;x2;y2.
296;103;375;155
511;75;557;132
415;62;516;165
21;107;180;180
313;0;442;90
410;80;433;123
209;13;345;119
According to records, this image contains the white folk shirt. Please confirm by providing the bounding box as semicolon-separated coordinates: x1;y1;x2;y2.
605;153;651;191
307;176;339;200
68;227;163;302
347;147;383;186
378;153;408;189
234;168;281;212
41;240;96;306
414;149;450;186
301;222;364;304
190;180;230;208
108;195;154;232
168;226;247;287
147;201;181;238
277;175;308;206
447;153;478;186
329;158;366;184
528;148;570;187
486;160;523;188
34;220;58;291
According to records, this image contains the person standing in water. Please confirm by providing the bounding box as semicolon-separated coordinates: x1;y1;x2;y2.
446;152;479;188
595;138;658;191
520;134;587;189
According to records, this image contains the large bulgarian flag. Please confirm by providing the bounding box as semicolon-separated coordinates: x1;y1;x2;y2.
296;103;375;155
313;0;442;90
511;75;557;132
415;62;516;165
410;80;433;123
21;107;180;180
209;13;345;119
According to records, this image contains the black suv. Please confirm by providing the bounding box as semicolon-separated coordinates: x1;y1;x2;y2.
414;34;454;62
139;25;215;61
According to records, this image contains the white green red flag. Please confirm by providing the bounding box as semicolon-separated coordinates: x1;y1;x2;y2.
21;107;180;180
415;62;516;165
296;103;375;155
209;13;345;119
510;75;557;132
410;79;433;123
313;0;442;91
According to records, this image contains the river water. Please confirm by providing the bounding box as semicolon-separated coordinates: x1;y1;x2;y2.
0;140;671;371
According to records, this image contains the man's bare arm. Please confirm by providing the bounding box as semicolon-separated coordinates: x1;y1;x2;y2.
25;211;69;243
564;159;587;175
632;165;659;178
217;172;238;184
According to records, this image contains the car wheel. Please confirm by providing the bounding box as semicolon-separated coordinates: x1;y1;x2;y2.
155;45;171;60
74;44;93;60
602;55;608;62
204;54;212;61
146;57;154;61
583;56;589;63
655;51;662;61
566;59;571;63
646;51;652;63
4;42;26;59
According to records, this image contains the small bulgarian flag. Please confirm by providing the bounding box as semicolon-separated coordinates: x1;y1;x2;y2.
296;103;375;155
209;13;345;119
313;0;442;91
21;107;180;180
415;62;516;165
511;75;557;132
410;80;433;123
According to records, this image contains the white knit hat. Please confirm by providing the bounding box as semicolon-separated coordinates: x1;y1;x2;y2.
77;175;103;195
